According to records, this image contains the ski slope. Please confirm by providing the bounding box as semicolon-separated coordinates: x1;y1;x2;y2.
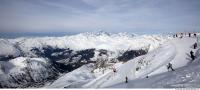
83;42;176;88
110;60;200;88
83;37;198;88
110;44;200;88
149;37;197;76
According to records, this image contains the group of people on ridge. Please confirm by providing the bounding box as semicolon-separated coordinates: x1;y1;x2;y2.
173;32;197;38
169;32;198;72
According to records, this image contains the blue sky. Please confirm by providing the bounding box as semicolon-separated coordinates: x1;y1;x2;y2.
0;0;200;35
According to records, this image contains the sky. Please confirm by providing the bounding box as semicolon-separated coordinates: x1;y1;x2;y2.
0;0;200;36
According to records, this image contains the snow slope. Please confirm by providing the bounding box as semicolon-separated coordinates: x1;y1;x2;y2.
110;47;200;88
83;42;176;88
46;63;95;88
110;61;200;88
83;36;198;88
109;37;200;88
149;37;197;76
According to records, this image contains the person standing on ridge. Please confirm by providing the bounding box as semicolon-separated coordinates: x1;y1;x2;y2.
176;34;178;38
189;33;191;37
125;76;128;83
194;42;197;49
194;33;197;37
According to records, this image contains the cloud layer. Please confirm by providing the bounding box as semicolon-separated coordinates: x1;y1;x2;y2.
0;0;200;34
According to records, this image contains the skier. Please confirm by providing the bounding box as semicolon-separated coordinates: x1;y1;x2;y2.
194;33;197;37
113;68;117;73
111;67;116;76
194;42;197;49
190;50;195;61
189;33;191;37
180;33;183;38
125;76;128;83
146;76;149;78
167;63;175;71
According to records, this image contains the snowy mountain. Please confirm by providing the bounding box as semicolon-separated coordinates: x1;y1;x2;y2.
8;31;166;54
83;36;200;88
1;31;199;88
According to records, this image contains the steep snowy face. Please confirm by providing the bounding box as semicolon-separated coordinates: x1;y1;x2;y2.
0;39;20;57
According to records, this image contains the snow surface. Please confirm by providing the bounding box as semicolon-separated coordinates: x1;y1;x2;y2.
46;63;95;88
110;48;200;88
82;36;199;88
149;37;197;76
110;61;200;88
83;42;176;88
